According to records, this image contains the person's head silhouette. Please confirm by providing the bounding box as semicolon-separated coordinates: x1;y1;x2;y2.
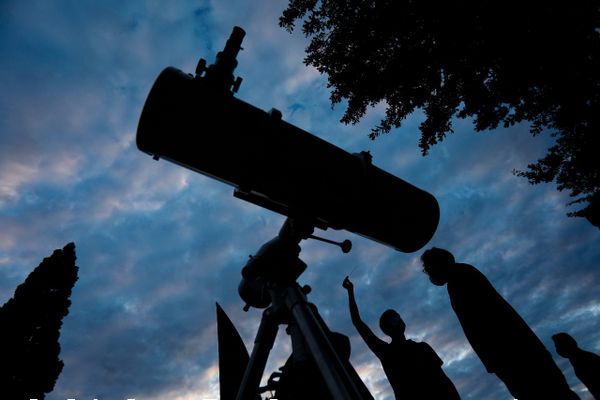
379;309;406;339
552;332;579;358
420;247;455;286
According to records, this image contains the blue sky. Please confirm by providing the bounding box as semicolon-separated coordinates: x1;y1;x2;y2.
1;1;599;399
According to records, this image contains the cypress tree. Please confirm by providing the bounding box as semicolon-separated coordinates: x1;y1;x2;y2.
0;242;79;399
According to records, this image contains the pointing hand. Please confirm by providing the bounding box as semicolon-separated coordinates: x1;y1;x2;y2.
342;276;354;291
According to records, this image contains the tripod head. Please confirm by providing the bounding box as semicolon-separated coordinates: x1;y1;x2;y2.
238;218;351;310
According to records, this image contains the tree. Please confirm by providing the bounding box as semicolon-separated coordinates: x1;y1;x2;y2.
0;242;79;399
280;0;600;218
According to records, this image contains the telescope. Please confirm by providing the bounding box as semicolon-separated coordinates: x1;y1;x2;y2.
136;26;439;253
136;26;439;251
136;26;443;400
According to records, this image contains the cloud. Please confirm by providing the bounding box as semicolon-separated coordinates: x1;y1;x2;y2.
1;1;599;400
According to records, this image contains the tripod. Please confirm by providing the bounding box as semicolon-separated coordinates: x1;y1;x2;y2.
235;218;373;400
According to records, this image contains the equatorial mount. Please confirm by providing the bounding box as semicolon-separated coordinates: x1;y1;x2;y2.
233;217;372;400
238;217;351;311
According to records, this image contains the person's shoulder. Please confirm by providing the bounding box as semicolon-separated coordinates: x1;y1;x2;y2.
454;263;485;277
413;340;444;363
578;348;600;363
449;263;491;290
455;262;477;271
408;339;435;352
400;339;431;357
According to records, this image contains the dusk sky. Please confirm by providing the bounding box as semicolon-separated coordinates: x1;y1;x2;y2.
1;1;599;399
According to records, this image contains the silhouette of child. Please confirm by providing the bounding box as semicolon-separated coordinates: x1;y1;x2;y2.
342;276;460;399
552;332;600;399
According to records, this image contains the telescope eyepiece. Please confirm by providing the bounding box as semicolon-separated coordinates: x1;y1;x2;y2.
222;26;245;59
201;26;246;92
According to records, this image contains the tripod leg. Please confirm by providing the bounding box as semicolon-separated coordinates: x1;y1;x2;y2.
236;307;279;400
285;285;373;400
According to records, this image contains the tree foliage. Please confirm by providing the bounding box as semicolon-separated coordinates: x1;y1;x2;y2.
280;0;600;216
0;242;79;399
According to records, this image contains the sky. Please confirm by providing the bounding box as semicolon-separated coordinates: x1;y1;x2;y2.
1;1;599;399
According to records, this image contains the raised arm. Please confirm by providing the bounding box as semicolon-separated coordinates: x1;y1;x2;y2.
342;276;387;355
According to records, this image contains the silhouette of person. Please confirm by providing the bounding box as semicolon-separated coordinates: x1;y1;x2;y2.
420;247;580;399
273;331;352;400
270;303;374;400
552;332;600;399
342;276;461;399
